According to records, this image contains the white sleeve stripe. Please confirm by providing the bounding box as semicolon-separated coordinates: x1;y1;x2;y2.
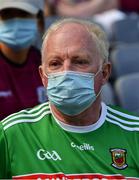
1;102;49;123
2;106;49;126
106;118;139;131
107;113;139;125
107;106;139;120
3;111;51;131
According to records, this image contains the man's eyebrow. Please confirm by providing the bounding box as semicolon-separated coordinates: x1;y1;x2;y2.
73;53;91;58
71;50;92;57
46;54;61;60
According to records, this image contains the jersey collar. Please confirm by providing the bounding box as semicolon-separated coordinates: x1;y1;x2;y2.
51;102;107;133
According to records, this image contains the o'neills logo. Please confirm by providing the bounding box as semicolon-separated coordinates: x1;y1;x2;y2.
71;142;94;151
37;149;61;161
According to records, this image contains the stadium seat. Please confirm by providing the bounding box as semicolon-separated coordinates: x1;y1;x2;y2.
110;44;139;79
114;73;139;115
112;15;139;44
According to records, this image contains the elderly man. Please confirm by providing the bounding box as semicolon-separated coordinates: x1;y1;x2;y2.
0;18;139;179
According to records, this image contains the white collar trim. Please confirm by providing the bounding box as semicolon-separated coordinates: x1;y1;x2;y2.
51;102;107;133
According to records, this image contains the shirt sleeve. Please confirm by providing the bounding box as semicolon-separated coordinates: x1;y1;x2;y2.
0;122;11;179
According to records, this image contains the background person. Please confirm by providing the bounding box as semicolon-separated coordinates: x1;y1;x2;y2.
0;18;139;179
55;0;139;18
0;0;47;120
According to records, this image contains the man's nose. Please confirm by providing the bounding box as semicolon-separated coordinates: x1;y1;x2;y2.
63;59;73;71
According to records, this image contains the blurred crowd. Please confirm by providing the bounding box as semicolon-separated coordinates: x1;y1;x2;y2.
44;0;139;17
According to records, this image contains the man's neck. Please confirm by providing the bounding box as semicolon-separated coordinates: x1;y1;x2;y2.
50;98;102;126
0;43;30;64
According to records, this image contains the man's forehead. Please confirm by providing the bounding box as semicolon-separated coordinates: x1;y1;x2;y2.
44;24;100;61
50;22;91;40
46;23;97;50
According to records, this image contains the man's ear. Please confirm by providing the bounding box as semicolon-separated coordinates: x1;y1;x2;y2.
101;62;112;85
39;65;48;87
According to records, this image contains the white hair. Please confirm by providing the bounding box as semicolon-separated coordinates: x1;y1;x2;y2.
41;18;109;63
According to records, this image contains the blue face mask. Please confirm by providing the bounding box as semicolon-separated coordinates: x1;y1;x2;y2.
0;18;37;50
47;70;101;116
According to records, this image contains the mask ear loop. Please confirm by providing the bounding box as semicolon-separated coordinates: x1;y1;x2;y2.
95;86;103;100
94;65;104;100
44;73;48;78
94;61;105;77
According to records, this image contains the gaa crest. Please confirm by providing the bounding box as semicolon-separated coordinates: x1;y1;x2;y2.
110;148;128;170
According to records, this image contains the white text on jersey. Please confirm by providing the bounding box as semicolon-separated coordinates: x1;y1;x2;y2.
71;142;94;151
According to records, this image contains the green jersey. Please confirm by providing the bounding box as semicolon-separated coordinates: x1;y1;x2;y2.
0;102;139;179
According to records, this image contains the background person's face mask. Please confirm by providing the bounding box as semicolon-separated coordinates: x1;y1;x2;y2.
46;70;101;116
0;18;37;50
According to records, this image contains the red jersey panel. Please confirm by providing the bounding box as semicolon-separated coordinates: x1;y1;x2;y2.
0;46;47;120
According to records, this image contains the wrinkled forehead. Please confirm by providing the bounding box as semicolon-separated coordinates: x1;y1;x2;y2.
45;23;98;53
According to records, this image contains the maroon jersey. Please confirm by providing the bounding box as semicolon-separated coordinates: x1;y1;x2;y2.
119;0;139;12
0;46;47;120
